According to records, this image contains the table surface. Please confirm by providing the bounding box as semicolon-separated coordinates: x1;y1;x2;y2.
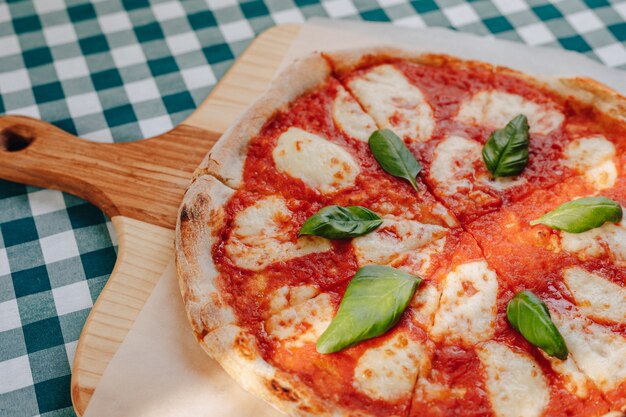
1;0;625;416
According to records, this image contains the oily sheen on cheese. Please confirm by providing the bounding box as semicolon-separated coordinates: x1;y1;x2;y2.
347;64;434;142
273;127;360;193
225;195;330;271
456;90;564;135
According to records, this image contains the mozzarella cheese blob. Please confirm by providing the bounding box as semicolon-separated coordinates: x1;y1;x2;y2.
563;136;617;190
225;196;331;271
553;311;626;392
353;332;425;401
347;64;434;142
563;267;626;323
430;136;481;196
560;216;626;264
430;261;498;345
266;293;334;348
477;341;550;417
398;237;447;278
456;90;564;135
409;281;441;330
332;86;376;142
273;127;360;193
430;261;498;346
542;353;591;398
430;136;525;196
352;218;448;266
269;285;320;316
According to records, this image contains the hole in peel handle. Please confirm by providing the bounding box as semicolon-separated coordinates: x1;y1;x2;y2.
0;124;35;152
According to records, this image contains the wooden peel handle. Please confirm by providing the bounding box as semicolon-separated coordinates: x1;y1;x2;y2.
0;114;218;229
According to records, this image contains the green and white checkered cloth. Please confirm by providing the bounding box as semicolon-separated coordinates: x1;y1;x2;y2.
0;0;624;416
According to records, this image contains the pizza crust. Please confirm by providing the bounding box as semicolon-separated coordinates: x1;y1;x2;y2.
175;175;236;338
201;325;332;417
197;53;332;189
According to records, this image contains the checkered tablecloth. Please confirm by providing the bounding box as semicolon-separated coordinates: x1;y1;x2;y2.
0;1;625;416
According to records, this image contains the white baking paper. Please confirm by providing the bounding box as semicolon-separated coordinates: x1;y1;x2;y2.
82;260;282;417
82;20;626;417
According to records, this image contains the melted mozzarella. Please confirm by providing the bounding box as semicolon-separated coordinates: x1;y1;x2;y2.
413;377;467;402
553;311;626;392
457;90;564;135
353;332;425;401
432;203;459;228
430;260;498;345
352;218;448;266
431;136;526;195
347;64;434;142
273;127;360;193
332;86;376;142
225;196;331;271
265;293;333;348
563;267;626;323
476;174;527;191
560;217;626;264
477;341;550;417
564;136;617;190
430;136;481;196
268;285;320;316
398;237;447;277
409;282;441;330
542;353;591;398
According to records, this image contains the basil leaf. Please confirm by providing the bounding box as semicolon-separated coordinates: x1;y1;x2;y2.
482;114;529;178
316;265;421;354
530;196;623;233
299;205;383;239
507;291;568;360
368;129;421;192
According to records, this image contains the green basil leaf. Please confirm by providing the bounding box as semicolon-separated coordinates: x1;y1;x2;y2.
506;291;568;360
299;205;383;239
530;196;623;233
482;114;529;178
316;265;421;354
368;129;421;192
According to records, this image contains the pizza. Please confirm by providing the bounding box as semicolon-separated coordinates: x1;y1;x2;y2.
175;48;626;417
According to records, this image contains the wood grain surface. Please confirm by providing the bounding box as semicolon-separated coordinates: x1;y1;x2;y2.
0;24;301;416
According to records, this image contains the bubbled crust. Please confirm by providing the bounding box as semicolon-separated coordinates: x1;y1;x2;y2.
195;53;332;189
175;174;236;338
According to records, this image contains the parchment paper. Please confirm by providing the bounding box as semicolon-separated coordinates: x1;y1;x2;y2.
82;20;626;417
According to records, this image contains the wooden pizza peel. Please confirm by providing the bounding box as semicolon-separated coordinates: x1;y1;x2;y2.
0;24;301;416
